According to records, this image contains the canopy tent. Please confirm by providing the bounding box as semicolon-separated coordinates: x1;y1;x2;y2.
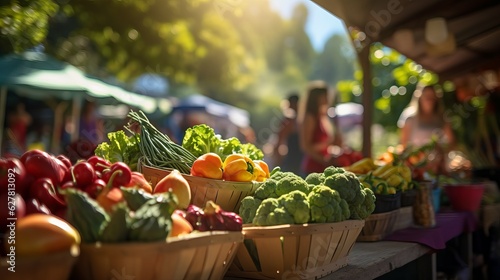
313;0;500;157
166;94;251;142
172;94;250;128
0;51;170;155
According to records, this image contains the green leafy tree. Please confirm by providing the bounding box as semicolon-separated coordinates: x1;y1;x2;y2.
310;34;356;87
0;0;58;54
336;43;438;130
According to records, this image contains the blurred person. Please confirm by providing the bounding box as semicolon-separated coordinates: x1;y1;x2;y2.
79;100;104;146
298;81;343;176
400;84;455;148
399;84;455;176
67;101;104;161
26;119;51;151
273;93;304;174
4;103;32;157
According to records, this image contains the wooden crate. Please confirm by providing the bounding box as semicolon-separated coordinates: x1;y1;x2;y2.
0;246;79;280
393;206;414;232
227;220;365;280
139;158;261;212
357;210;399;242
73;231;243;280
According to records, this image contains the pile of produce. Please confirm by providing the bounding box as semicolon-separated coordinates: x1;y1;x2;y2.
126;111;270;183
239;166;376;226
345;157;414;196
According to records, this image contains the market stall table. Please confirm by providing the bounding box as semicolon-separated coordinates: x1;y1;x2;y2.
224;212;478;280
316;211;477;280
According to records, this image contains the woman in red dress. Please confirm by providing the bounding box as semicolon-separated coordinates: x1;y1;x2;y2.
299;81;343;176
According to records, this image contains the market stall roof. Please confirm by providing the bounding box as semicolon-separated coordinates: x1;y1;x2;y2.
313;0;500;79
172;94;250;128
0;51;167;114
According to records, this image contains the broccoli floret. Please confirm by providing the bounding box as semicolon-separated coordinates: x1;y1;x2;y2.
278;190;310;224
323;171;363;205
339;199;351;220
350;188;376;220
307;185;349;223
239;196;263;224
252;198;294;226
276;176;310;196
305;172;325;185
254;179;279;200
323;166;346;177
270;170;301;181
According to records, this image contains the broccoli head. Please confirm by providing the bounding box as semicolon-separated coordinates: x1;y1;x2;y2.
305;172;325;186
308;185;349;223
323;171;364;205
323;166;346;177
252;198;295;226
278;190;310;224
350;187;376;220
254;179;279;200
339;199;351;221
276;176;310;196
239;196;263;224
270;170;302;181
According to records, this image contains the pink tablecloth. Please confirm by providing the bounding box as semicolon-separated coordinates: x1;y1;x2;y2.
384;211;477;250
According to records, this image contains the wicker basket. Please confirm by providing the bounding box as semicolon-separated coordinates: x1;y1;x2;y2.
0;246;79;280
227;220;365;279
357;210;399;242
72;231;243;280
393;206;413;232
138;158;261;212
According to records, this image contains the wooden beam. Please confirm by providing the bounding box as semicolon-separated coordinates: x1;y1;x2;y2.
359;45;372;158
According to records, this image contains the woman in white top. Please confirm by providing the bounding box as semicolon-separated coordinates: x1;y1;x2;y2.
400;84;455;148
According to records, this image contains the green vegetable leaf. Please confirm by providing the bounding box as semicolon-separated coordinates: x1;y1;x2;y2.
95;130;141;171
182;124;264;161
182;124;220;158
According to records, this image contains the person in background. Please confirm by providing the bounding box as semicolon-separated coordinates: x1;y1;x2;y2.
400;84;455;148
273;93;303;175
4;103;32;157
67;101;104;161
298;81;343;176
79;101;104;147
400;84;455;176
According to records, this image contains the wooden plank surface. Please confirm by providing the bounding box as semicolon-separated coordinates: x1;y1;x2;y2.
225;241;433;280
318;241;433;280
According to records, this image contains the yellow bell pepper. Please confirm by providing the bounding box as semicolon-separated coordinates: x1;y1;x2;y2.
191;153;223;179
222;154;256;182
253;160;270;182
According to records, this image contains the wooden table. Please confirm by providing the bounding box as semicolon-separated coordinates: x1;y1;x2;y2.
319;241;435;280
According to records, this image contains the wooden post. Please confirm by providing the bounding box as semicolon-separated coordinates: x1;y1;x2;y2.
71;95;83;143
359;45;372;158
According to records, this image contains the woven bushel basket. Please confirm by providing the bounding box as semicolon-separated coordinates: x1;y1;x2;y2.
227;220;365;279
72;231;243;280
138;157;261;212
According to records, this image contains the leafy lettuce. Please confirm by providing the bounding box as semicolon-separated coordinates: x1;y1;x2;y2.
94;130;141;171
182;124;263;161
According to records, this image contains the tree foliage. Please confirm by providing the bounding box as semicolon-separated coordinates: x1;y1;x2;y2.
0;0;58;54
336;43;438;130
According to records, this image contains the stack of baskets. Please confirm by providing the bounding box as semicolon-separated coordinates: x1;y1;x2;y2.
357;192;401;242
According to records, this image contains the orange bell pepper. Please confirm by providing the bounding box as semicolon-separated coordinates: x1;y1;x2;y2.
222;154;255;182
191;153;223;179
253;160;270;182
